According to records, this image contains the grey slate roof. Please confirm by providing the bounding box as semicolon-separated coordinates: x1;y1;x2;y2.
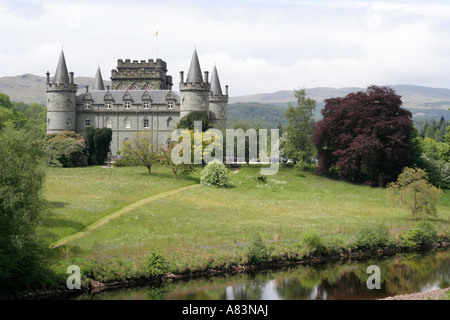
93;66;105;90
186;49;203;83
54;50;70;85
77;90;180;105
210;65;222;96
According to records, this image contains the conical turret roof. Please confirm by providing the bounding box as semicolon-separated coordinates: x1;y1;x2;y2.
210;65;222;96
93;66;105;90
186;49;203;83
54;50;70;84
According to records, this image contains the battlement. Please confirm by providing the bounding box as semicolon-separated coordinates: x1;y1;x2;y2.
179;82;211;91
111;69;166;78
209;94;228;103
116;58;167;70
46;83;77;92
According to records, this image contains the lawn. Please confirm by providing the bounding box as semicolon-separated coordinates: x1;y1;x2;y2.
40;165;450;260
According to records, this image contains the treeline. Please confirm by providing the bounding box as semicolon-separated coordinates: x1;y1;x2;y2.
0;92;46;138
415;116;449;142
227;102;287;129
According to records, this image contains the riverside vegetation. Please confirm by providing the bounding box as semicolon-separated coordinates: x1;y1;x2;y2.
31;164;449;294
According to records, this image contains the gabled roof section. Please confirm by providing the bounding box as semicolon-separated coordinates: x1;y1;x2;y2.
141;91;152;102
122;90;133;102
186;49;203;83
210;65;222;96
83;92;92;102
93;66;105;90
165;90;177;101
54;50;70;85
103;90;114;102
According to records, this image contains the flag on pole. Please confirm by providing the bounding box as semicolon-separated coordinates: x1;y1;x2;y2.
155;30;158;36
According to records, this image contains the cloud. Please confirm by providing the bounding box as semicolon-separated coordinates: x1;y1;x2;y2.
1;0;450;95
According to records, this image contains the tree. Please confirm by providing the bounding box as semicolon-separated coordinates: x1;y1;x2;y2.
121;131;160;174
85;127;113;165
388;167;442;219
177;111;212;132
0;126;49;293
284;89;316;163
313;85;414;186
45;131;88;167
159;141;196;177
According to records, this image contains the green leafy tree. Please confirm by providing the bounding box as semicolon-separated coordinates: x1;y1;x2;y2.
284;89;316;163
0;126;50;293
85;127;113;165
121;131;161;174
388;167;442;219
177;111;212;132
160;141;196;177
45;131;88;167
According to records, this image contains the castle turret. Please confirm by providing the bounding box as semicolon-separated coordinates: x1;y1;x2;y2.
209;65;228;128
179;49;211;120
93;65;105;90
46;50;77;134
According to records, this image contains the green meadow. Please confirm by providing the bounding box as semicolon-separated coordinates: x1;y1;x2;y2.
41;165;450;265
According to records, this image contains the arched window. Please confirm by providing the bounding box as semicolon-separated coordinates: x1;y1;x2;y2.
130;83;140;90
124;117;131;129
66;118;72;127
143;83;154;90
143;118;150;128
105;118;112;128
117;83;127;90
85;118;91;127
167;117;174;128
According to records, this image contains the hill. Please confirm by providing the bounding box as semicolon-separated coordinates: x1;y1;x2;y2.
227;102;287;128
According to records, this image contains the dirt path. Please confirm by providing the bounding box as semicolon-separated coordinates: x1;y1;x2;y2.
379;287;449;300
50;184;201;248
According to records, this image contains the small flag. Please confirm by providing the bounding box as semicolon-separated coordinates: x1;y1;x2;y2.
155;30;158;36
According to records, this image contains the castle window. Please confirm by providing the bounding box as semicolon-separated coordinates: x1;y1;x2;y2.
168;102;173;109
143;118;150;128
167;117;173;127
117;83;127;90
143;102;149;109
85;118;91;127
130;83;140;90
85;103;90;109
105;118;112;128
66;119;72;127
124;118;131;129
105;103;111;109
124;103;130;109
143;83;155;90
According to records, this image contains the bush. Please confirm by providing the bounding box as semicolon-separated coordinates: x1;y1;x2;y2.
354;224;393;250
245;233;271;264
144;252;169;278
45;131;88;167
256;173;267;183
200;159;229;187
113;157;141;167
300;230;325;255
400;220;438;248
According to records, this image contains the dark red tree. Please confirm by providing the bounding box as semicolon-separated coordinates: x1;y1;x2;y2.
312;85;414;186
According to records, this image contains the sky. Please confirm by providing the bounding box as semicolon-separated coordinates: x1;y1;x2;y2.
1;0;450;96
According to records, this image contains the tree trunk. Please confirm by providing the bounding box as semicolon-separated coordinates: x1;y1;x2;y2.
147;164;152;174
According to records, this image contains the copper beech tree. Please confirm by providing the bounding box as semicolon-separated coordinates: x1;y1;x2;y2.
313;85;415;186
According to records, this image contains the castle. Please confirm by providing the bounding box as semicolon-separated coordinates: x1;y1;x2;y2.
46;49;228;155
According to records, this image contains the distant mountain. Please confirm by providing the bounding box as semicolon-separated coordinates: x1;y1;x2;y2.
227;102;287;128
230;85;450;119
1;74;449;120
0;74;111;105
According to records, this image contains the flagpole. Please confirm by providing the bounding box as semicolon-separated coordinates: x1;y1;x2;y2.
155;30;159;59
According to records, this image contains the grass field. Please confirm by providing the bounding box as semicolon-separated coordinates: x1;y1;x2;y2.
40;164;450;267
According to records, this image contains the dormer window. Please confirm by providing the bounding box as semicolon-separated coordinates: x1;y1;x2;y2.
168;102;173;109
124;102;130;109
143;102;149;109
85;118;91;127
105;103;111;109
85;103;90;109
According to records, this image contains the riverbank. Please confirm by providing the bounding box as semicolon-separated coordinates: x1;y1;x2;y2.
4;239;449;300
380;287;450;300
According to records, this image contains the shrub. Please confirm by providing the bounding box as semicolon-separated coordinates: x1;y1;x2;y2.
113;157;141;167
245;233;270;264
200;159;229;187
144;252;169;278
354;224;393;250
45;131;88;167
300;230;325;255
256;173;267;183
400;220;438;248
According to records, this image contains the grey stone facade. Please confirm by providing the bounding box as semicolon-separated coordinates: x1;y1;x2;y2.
46;49;227;156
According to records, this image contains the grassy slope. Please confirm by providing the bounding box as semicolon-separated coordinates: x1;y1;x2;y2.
41;166;450;254
40;166;198;243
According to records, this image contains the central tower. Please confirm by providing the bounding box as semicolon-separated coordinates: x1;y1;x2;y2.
179;49;211;119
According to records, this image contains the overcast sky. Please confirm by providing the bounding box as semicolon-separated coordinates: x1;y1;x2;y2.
1;0;450;96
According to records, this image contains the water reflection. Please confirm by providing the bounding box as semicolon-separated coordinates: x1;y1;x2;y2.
76;249;449;300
